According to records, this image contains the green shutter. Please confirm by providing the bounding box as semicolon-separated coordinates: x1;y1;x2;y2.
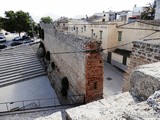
118;31;122;41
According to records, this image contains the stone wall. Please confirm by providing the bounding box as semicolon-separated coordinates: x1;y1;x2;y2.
122;41;160;92
130;62;160;100
40;24;103;103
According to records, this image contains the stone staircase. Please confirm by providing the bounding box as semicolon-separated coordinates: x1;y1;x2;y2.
0;45;46;87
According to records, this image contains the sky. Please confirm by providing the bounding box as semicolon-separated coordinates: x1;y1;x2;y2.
0;0;154;22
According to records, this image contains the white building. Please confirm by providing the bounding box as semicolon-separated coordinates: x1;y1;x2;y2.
155;0;160;19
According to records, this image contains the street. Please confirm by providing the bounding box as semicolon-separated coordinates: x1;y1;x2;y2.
103;61;124;98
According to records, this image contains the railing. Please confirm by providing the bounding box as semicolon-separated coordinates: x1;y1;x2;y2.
0;94;85;112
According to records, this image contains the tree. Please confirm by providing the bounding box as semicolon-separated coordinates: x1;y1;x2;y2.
2;10;32;36
140;0;156;20
40;16;53;24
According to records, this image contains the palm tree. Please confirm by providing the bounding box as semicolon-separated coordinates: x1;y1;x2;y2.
140;0;156;20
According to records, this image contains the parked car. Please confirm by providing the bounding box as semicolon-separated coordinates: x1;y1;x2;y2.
5;32;9;35
11;42;23;46
23;39;34;44
0;44;7;49
21;35;31;41
12;36;22;41
0;35;6;42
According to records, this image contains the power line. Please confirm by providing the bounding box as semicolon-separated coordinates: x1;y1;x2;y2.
3;32;157;56
1;31;158;56
50;31;159;54
51;49;103;54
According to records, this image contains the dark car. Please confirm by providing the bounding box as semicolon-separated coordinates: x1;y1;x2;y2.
0;44;7;49
0;35;6;42
11;42;23;46
21;35;30;40
12;36;22;41
23;39;34;44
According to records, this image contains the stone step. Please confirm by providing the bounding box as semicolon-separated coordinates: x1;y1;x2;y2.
0;58;40;68
0;55;36;62
0;71;46;87
0;51;34;56
0;63;43;76
0;60;41;71
2;50;33;53
0;70;46;85
0;67;44;80
0;50;35;56
0;56;36;64
0;47;34;53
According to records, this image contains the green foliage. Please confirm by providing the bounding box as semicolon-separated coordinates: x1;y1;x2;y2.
1;10;32;35
140;1;156;20
40;16;53;24
27;30;33;38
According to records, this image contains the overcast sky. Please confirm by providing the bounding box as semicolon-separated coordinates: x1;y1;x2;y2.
0;0;154;22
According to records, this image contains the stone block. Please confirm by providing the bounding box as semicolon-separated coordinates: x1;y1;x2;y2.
130;62;160;100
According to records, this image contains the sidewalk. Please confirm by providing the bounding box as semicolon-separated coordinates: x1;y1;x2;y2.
103;61;124;98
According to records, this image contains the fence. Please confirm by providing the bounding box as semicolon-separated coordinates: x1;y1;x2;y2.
0;94;85;112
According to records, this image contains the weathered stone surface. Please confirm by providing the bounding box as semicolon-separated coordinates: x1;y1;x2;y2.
35;111;62;120
66;92;159;120
123;41;160;92
147;90;160;114
130;62;160;100
66;92;136;120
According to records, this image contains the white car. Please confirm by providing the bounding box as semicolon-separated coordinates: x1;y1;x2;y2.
0;35;6;42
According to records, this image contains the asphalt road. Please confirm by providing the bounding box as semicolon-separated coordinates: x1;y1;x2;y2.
103;61;124;98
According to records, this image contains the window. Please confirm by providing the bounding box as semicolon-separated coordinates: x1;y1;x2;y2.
102;19;105;22
94;82;97;89
91;29;94;38
63;23;65;26
81;27;83;33
84;26;86;31
118;31;122;41
100;31;103;39
76;27;78;34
